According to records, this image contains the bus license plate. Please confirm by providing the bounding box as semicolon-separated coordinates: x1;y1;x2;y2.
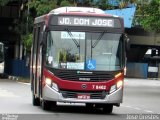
77;94;90;99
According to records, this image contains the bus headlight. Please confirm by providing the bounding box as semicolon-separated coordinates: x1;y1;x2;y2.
45;77;59;92
45;78;52;86
109;85;116;93
109;80;123;94
117;80;123;89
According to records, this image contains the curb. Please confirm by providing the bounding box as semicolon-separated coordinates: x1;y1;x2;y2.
8;76;19;81
8;76;30;83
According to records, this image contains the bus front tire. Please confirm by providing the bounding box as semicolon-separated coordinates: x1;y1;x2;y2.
32;93;40;106
103;104;113;114
41;100;52;110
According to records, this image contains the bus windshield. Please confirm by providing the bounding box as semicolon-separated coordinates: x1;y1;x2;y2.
45;31;123;71
0;44;4;63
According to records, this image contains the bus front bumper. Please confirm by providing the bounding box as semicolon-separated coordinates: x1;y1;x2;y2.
42;85;123;104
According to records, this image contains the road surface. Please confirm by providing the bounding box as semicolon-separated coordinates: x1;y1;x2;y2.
0;78;160;120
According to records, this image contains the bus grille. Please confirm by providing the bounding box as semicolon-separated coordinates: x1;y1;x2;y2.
60;90;107;99
53;70;114;82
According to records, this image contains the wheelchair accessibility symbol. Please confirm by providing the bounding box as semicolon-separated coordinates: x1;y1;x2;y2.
86;60;96;70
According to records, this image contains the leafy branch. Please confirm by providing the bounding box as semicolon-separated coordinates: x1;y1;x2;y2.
135;0;160;33
0;0;10;6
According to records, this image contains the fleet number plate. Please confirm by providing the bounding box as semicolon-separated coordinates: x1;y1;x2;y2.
77;94;90;99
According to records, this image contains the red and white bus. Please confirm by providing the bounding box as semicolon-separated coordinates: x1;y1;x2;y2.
30;7;127;113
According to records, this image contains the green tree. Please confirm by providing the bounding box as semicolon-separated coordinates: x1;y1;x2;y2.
22;34;33;52
136;0;160;33
57;0;76;6
98;0;114;10
0;0;10;6
24;0;152;53
20;0;57;53
28;0;57;16
118;0;136;8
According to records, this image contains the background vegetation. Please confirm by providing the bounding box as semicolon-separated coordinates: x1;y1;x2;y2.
1;0;160;53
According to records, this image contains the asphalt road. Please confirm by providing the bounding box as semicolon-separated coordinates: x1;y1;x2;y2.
0;78;160;120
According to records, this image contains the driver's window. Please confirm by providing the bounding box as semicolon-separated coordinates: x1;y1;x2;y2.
46;33;54;66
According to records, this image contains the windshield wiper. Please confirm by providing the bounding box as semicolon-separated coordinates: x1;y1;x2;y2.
65;29;80;48
92;31;106;48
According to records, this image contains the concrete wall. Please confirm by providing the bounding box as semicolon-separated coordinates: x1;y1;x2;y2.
126;63;148;79
129;35;160;46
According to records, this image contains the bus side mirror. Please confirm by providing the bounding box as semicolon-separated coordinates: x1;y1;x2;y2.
124;34;130;51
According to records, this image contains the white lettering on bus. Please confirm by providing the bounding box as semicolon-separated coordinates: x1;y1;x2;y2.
92;19;113;27
59;18;70;25
74;18;90;25
92;85;106;90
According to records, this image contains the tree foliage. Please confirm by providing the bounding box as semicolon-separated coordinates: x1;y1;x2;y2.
60;0;72;7
21;0;160;52
28;0;57;16
93;0;113;10
111;0;160;33
22;34;33;52
136;0;160;33
0;0;10;6
22;0;128;52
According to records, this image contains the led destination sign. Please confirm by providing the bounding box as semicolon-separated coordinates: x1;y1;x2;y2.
58;16;119;28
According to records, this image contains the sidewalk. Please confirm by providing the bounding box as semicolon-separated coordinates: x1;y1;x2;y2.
7;75;160;87
124;78;160;87
8;76;30;83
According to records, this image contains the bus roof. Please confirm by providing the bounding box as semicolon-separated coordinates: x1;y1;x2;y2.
34;7;120;23
49;7;105;14
34;7;124;31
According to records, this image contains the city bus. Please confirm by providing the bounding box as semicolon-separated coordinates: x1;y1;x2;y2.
30;7;127;113
0;42;5;77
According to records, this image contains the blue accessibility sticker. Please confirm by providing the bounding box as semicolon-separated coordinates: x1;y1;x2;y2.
86;60;96;70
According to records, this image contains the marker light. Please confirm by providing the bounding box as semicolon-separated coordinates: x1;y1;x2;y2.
109;85;116;93
0;62;4;68
117;80;123;88
124;67;127;76
45;77;59;91
109;80;123;94
115;72;122;78
52;82;59;92
45;78;52;86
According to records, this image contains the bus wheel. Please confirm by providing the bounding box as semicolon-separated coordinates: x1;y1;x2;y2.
41;100;52;110
103;104;113;114
32;93;40;106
